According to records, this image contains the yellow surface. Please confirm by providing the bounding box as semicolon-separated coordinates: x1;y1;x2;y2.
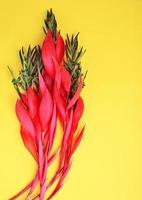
0;0;142;199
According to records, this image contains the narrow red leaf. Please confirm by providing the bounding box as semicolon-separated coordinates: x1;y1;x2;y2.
27;87;38;119
47;183;63;200
26;172;38;200
16;100;36;138
9;151;59;200
73;97;84;122
70;126;85;157
60;161;72;184
39;88;53;130
67;77;83;110
35;116;42;134
38;134;44;183
53;83;66;121
47;148;59;166
47;162;71;200
9;181;33;200
60;109;73;167
49;101;57;148
42;30;56;79
62;109;73;153
71;97;84;133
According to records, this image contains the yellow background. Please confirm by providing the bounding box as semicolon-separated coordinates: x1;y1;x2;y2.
0;0;142;199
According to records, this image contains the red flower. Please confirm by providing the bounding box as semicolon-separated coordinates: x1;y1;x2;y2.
10;9;86;200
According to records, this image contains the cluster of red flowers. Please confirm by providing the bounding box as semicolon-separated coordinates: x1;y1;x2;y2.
10;9;86;200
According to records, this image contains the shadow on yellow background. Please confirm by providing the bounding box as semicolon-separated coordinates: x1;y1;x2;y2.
0;0;142;199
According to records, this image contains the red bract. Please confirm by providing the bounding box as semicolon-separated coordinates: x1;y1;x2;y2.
42;31;57;79
39;87;53;130
10;9;86;200
16;100;36;138
61;67;71;93
27;87;39;119
56;35;65;64
20;126;38;161
67;77;83;110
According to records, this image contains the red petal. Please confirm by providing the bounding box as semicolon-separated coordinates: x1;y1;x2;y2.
67;77;83;110
47;183;63;200
21;93;28;106
38;134;44;182
60;161;72;184
68;97;84;146
60;85;67;101
20;126;37;161
60;109;73;167
43;72;53;92
38;72;46;96
27;87;38;119
42;30;56;79
70;126;85;157
72;97;84;133
39;88;53;130
56;35;65;64
49;101;57;148
73;97;84;121
61;67;71;93
16;100;36;138
48;149;59;165
53;58;61;90
34;116;42;138
53;83;66;121
62;109;73;152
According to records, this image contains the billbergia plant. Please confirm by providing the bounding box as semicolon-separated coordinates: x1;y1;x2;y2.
9;9;87;200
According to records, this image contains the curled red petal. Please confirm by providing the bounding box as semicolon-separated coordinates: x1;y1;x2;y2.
27;87;38;119
16;100;36;138
20;126;37;161
56;35;65;64
42;30;56;79
61;67;71;93
67;77;83;110
39;88;53;130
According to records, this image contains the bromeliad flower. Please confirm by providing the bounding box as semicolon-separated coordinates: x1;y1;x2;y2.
9;9;87;200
